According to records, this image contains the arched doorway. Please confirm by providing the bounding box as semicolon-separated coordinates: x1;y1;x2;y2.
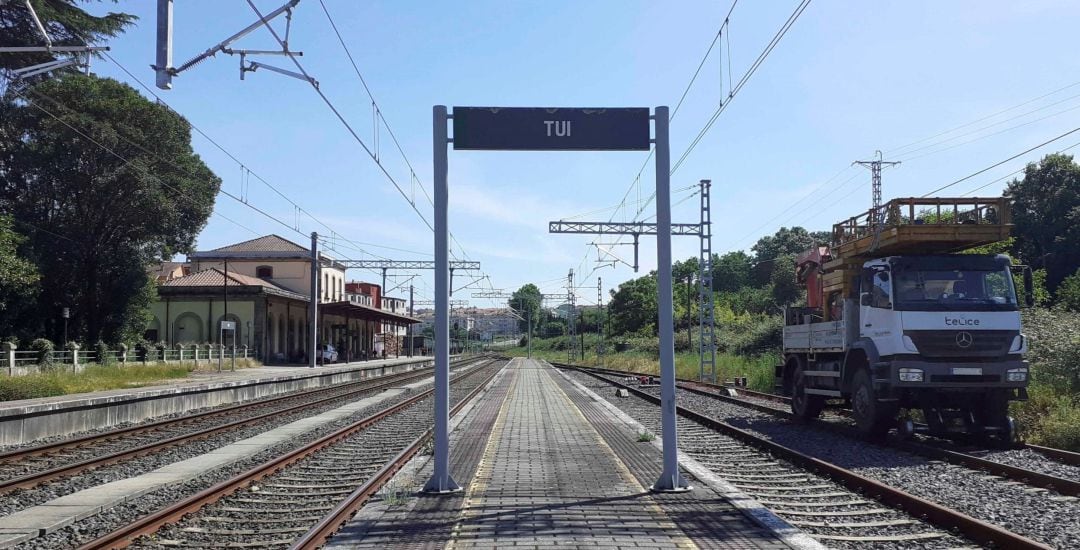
173;312;203;344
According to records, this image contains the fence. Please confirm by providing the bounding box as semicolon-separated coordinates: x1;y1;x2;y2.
3;345;250;377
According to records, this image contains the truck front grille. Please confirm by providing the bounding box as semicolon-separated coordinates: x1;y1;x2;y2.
905;330;1016;359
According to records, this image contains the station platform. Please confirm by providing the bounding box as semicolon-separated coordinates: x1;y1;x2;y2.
329;358;793;550
0;355;443;446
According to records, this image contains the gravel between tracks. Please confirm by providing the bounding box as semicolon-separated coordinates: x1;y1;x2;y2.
15;361;504;550
725;387;1080;483
561;369;971;550
576;370;1080;549
0;368;453;516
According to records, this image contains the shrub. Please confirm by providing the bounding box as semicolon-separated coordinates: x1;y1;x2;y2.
0;375;65;401
30;338;55;367
1056;268;1080;312
94;341;113;366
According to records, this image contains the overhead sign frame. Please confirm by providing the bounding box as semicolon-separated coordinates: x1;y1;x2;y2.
425;104;689;495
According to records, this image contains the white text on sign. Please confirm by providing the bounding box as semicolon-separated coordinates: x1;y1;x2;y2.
544;120;572;137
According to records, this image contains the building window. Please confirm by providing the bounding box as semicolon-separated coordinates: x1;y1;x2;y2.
256;265;273;279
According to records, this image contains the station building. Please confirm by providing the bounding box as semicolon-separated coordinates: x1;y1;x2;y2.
145;235;418;363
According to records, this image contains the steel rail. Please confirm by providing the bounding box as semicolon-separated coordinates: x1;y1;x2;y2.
570;363;1080;479
292;362;501;548
558;363;1052;550
0;356;488;494
79;358;504;550
0;358;458;464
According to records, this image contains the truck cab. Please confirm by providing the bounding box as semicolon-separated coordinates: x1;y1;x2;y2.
851;255;1029;438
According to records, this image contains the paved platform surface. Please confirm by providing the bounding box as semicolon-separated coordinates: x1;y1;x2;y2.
329;359;790;550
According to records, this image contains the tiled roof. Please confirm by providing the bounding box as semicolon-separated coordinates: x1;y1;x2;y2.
160;268;303;299
207;234;308;254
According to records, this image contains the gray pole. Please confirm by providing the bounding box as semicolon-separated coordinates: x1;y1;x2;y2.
424;106;460;493
527;303;532;359
309;232;319;369
652;106;690;492
408;284;414;357
155;0;173;90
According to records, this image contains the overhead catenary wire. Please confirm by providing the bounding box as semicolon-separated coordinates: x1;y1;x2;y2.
99;53;418;261
921;126;1080;197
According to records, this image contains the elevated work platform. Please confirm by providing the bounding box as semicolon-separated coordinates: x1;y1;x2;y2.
821;197;1012;299
330;359;795;549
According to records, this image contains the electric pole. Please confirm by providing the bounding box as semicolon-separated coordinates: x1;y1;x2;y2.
566;269;575;364
598;277;604;368
854;151;900;225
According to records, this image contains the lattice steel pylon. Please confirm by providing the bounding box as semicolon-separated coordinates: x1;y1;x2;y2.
853;151;900;227
697;180;716;382
566;269;576;363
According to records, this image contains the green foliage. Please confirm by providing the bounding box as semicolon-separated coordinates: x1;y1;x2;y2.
509;284;543;335
93;340;113;366
750;226;830;285
0;1;136;80
1007;153;1080;293
636;430;656;442
713;251;753;292
0;363;191;402
540;321;565;338
608;274;658;335
30;337;54;366
0;215;39;338
769;254;801;306
1022;308;1080;393
1013;383;1080;450
1055;269;1080;312
0;75;222;344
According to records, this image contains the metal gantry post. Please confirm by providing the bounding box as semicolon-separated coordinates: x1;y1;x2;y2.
309;232;319;369
407;284;414;357
423;106;460;494
698;179;716;382
598;277;604;368
652;106;690;492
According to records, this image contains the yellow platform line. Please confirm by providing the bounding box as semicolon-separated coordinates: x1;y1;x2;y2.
446;358;520;549
538;364;699;550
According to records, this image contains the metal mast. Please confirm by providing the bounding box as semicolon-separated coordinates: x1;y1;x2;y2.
697;180;716;382
598;277;604;368
566;269;576;363
854;151;900;225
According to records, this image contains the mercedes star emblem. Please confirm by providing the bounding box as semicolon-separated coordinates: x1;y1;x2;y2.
955;331;974;348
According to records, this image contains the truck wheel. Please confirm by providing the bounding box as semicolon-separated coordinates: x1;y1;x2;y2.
851;370;896;438
791;365;825;421
978;394;1017;448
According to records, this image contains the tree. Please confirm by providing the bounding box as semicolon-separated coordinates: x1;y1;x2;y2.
508;283;543;335
1007;153;1080;293
0;1;135;80
0;215;40;339
608;274;658;335
769;254;801;306
750;226;830;285
712;251;752;292
0;75;221;343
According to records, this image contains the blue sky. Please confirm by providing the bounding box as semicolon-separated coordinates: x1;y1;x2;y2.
85;1;1080;306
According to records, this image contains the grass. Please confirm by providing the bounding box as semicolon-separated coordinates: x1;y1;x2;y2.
0;363;195;401
1013;382;1080;450
636;430;656;442
507;337;778;392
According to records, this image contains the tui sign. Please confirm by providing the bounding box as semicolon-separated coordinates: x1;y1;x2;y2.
452;107;651;151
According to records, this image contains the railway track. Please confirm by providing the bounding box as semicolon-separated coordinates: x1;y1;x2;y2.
577;364;1080;494
0;355;488;498
557;362;1069;549
80;357;507;549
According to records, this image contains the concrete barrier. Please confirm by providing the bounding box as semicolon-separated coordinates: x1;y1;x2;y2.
0;356;440;446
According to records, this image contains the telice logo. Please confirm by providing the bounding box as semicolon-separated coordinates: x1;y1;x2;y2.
945;318;980;326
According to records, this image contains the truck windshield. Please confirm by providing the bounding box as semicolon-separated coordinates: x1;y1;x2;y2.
892;268;1017;311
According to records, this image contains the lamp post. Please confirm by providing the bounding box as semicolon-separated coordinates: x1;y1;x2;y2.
62;307;70;349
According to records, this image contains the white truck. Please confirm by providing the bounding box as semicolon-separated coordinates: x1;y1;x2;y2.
777;197;1032;442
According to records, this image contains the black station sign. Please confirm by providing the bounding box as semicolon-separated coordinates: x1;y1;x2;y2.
452;107;651;151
